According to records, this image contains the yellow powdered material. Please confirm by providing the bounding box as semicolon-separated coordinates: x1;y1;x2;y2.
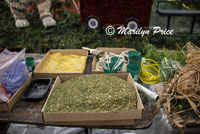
41;53;87;73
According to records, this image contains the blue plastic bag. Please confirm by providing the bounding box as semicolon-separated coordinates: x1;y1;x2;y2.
2;59;29;95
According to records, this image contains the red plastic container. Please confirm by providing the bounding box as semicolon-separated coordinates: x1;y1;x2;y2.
80;0;154;29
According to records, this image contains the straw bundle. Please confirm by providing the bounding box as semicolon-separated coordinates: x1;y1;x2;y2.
153;42;200;130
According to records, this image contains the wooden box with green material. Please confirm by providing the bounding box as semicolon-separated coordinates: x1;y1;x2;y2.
34;49;88;79
42;73;144;126
92;48;135;73
0;73;32;112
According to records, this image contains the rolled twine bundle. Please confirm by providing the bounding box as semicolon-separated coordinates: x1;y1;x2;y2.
176;65;200;97
153;42;200;129
177;43;200;98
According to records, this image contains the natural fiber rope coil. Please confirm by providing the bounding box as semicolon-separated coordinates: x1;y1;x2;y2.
153;42;200;130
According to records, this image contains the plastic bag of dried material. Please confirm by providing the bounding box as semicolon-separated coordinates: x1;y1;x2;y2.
2;59;29;95
0;48;29;95
0;48;26;85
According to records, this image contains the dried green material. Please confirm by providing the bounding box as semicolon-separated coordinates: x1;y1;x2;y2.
45;74;137;113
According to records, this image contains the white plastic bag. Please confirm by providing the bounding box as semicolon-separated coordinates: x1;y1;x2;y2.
0;86;10;102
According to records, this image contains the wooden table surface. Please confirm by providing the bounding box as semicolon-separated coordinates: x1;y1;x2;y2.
0;55;153;130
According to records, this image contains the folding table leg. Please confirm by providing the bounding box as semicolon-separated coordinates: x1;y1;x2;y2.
190;16;196;34
85;128;92;134
0;123;10;134
167;16;171;30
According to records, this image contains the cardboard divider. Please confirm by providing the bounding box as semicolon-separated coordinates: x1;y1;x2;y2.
42;73;144;126
0;73;33;112
34;49;88;79
92;48;135;73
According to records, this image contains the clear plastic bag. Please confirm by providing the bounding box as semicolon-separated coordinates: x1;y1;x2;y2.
161;58;182;82
2;59;29;95
0;48;26;85
0;48;29;95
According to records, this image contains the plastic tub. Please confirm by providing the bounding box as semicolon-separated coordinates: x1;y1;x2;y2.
26;57;35;72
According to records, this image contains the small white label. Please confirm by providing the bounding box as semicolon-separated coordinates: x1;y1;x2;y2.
122;133;136;134
28;66;33;72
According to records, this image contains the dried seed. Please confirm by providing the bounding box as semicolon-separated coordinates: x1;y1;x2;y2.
45;74;137;113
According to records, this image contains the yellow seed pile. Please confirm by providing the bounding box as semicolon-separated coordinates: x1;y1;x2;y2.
41;53;87;73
